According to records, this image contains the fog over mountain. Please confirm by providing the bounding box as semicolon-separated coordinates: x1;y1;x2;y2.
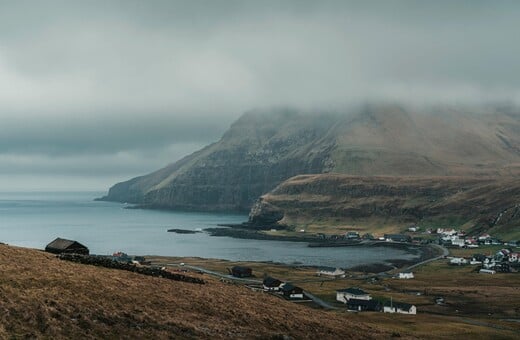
1;1;520;190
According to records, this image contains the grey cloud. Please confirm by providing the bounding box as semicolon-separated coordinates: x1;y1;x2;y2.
0;113;228;155
0;1;519;190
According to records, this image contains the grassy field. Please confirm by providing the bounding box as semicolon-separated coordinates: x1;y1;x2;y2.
149;246;520;338
1;244;518;338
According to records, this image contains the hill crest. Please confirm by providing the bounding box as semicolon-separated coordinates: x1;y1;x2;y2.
100;104;520;211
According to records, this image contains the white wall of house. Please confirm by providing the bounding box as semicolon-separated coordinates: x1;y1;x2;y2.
289;293;304;299
383;305;416;315
398;272;414;279
318;268;345;276
336;291;371;303
263;285;281;292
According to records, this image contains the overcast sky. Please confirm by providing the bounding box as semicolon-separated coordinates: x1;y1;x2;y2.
1;0;519;191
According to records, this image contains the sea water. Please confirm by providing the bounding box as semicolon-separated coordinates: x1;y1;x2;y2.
0;192;418;268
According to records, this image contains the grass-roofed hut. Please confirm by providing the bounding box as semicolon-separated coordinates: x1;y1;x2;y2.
45;237;89;255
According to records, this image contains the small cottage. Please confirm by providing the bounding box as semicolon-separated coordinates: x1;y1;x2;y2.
383;302;417;315
336;287;371;303
398;272;414;279
263;276;283;291
230;266;252;278
280;283;304;299
317;267;345;277
45;238;89;255
346;298;382;312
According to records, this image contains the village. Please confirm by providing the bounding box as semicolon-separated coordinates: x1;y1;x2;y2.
43;225;520;325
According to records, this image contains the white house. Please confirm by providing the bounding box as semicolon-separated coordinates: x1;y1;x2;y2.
336;288;371;303
478;233;491;241
262;277;283;292
509;252;519;262
451;238;465;247
398;272;414;279
437;228;457;236
383;302;417;315
317;267;345;277
280;283;304;299
449;257;467;265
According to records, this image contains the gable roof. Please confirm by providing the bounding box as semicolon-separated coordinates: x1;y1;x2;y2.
46;237;86;250
281;283;302;293
346;298;381;308
336;287;368;295
263;276;282;287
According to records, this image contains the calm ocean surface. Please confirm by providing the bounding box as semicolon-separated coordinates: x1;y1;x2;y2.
0;192;418;268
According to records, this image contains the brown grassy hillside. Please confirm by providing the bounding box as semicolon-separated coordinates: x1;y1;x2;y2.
0;244;384;339
250;175;520;238
2;245;519;339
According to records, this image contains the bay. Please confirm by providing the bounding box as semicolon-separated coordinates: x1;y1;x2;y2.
0;192;419;268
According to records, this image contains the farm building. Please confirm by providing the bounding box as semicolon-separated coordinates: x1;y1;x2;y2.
317;266;345;277
398;272;414;279
336;287;371;303
45;238;89;255
346;298;382;312
383;302;417;315
263;276;283;291
229;266;252;278
280;283;304;299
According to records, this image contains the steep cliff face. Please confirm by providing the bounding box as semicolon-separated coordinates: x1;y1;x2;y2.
100;104;520;211
250;174;520;238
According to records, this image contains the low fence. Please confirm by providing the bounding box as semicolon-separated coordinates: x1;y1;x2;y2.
58;253;205;285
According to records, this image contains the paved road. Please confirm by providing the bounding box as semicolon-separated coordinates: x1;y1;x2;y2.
397;244;449;273
164;263;263;284
302;290;339;310
163;262;340;309
160;244;449;311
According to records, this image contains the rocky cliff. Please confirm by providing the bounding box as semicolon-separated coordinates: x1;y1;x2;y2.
100;104;520;211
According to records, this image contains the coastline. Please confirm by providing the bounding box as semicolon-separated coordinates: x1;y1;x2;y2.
203;225;444;273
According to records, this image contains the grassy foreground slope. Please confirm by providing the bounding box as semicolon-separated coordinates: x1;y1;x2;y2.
1;245;518;339
0;244;382;339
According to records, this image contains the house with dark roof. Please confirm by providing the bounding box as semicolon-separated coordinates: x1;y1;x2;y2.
263;276;283;291
346;298;382;312
383;301;417;315
45;238;89;255
336;287;371;303
229;266;252;278
280;283;304;299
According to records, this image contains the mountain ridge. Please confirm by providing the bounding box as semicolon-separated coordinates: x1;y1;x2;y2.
99;103;520;211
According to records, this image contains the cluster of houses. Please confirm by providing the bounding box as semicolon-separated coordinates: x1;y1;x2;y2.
434;228;518;248
316;231;414;244
448;248;520;273
336;287;416;314
262;276;305;300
